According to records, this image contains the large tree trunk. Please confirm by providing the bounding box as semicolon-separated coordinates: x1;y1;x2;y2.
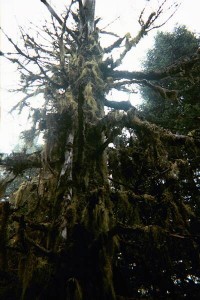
57;35;116;299
10;3;116;298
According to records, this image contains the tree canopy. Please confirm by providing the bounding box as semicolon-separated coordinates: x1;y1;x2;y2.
141;25;200;134
0;1;200;299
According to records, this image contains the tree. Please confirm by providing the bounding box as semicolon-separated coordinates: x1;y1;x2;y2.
140;25;200;134
0;1;200;299
139;26;200;249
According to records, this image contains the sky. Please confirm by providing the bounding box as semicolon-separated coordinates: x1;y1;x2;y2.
0;0;199;153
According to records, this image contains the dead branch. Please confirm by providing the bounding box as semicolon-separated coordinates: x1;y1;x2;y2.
0;27;38;61
110;1;181;68
40;0;63;26
148;1;180;32
9;88;44;113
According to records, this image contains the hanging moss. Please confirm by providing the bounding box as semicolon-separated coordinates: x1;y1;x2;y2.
18;253;55;300
19;252;35;300
66;278;83;300
0;202;10;272
82;199;110;235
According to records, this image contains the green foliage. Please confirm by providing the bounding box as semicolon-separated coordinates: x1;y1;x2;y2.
143;26;199;69
141;25;200;134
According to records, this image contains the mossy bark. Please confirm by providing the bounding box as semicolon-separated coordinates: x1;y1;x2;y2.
7;33;116;300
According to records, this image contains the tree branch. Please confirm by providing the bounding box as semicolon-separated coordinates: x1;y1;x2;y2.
139;80;179;101
12;215;49;233
0;175;17;198
104;99;134;111
111;1;180;69
25;234;55;258
97;108;198;149
104;36;126;53
110;51;200;81
109;223;198;241
123;111;199;146
109;182;156;201
9;88;45;113
40;0;63;26
0;27;38;61
0;152;42;174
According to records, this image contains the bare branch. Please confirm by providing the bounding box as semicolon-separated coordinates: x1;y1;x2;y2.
148;5;180;32
112;1;180;68
10;88;45;113
100;31;120;38
112;13;157;69
40;0;63;26
100;16;120;31
0;27;38;61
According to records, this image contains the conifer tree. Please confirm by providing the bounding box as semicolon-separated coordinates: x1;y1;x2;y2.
141;25;200;134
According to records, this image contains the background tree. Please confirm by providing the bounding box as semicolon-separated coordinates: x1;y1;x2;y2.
140;25;200;134
0;1;200;299
139;25;200;242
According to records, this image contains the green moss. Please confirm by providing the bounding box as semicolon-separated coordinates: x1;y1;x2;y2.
66;278;83;300
19;253;35;300
18;254;55;300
